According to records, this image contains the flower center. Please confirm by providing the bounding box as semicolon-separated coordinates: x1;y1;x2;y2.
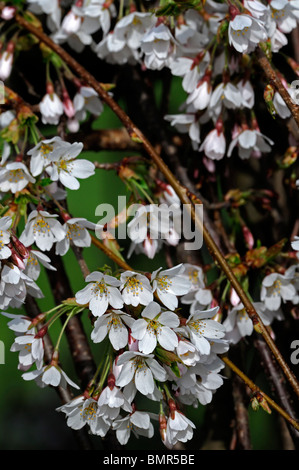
268;279;282;296
67;223;83;240
8;169;24;183
92;281;108;298
157;275;172;292
40;143;53;158
125;277;143;296
189;319;207;335
82;401;97;421
33;217;51;235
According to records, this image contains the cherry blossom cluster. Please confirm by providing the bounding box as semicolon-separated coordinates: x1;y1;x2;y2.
1;0;299;166
2;260;229;447
59;262;229;447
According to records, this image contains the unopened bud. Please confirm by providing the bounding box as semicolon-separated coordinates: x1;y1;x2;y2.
11;233;30;259
264;84;276;117
251;396;260;412
107;373;115;390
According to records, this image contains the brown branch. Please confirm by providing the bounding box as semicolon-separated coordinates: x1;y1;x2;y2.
222;355;299;432
254;335;299;448
231;375;252;450
256;46;299;128
67;128;142;152
12;12;299;399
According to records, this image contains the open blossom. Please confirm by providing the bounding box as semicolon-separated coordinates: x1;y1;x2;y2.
28;136;68;177
186;74;212;111
164;112;201;150
131;301;180;354
0;216;12;259
75;271;123;317
165;409;196;448
169;52;211;93
1;311;33;334
208;82;242;121
55;217;97;256
182;307;226;355
176;338;200;366
39;84;64;125
269;0;299;34
72;86;103;123
141;23;176;70
19;210;66;252
98;380;132;419
57;395;111;436
22;362;80;389
112;410;154;445
260;271;298;310
10;332;44;370
228;13;267;53
45;141;95;190
24;249;56;281
227;127;274;159
151;264;191;310
91;309;135;349
119;271;153;307
115;351;167;395
223;303;254;344
0;162;36;194
112;11;156;51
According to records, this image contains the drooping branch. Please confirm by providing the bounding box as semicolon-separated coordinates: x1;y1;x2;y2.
12;11;299;399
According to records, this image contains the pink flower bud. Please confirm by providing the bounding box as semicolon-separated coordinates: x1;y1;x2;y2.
242;225;254;249
1;6;16;20
62;89;75;119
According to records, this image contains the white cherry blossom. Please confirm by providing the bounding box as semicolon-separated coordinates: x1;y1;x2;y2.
0;162;35;194
91;309;135;349
120;270;153;307
228;13;267;53
0;216;12;259
22;363;80;389
151;264;191;310
10;332;44;370
115;350;167;395
45;141;95;190
131;301;180;354
19;210;66;252
182;307;226;355
112;410;154;445
260;271;298;310
227;127;274;159
55;217;96;256
75;271;123;317
165;410;196;448
24;249;56;281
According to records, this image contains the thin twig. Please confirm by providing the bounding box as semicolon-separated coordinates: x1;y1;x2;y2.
222;356;299;432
